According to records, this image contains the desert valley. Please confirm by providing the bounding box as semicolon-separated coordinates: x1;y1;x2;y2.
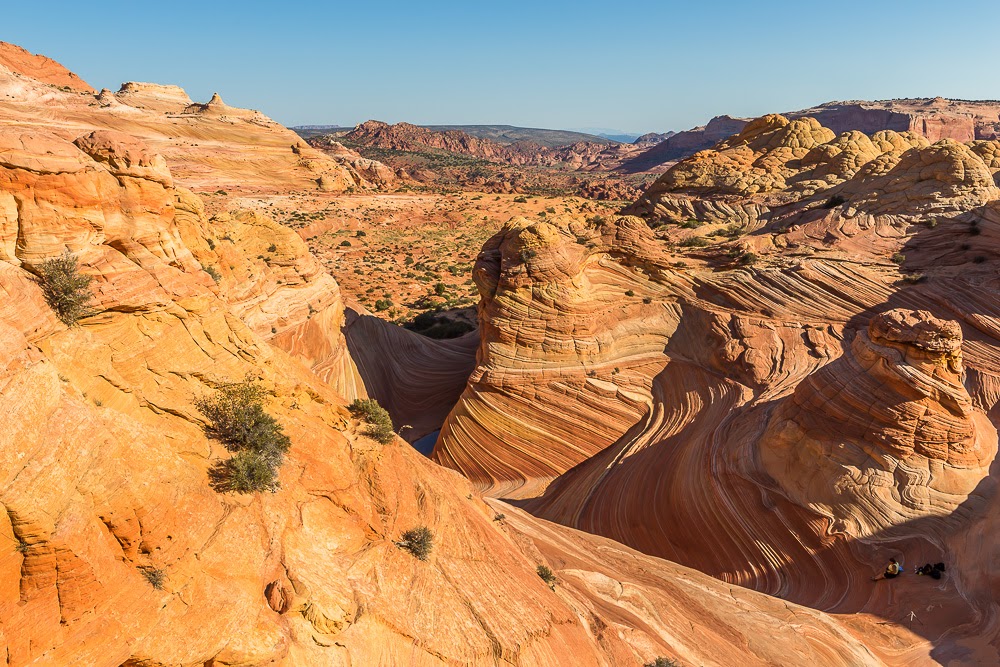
3;28;1000;667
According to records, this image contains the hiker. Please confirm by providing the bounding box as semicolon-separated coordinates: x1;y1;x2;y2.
872;557;902;581
915;562;946;580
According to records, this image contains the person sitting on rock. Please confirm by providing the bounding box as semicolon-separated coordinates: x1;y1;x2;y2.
872;557;902;581
915;562;946;580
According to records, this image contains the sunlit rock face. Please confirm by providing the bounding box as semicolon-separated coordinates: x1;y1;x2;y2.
761;309;997;538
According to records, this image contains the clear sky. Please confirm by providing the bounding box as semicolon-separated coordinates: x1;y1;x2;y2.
5;0;1000;133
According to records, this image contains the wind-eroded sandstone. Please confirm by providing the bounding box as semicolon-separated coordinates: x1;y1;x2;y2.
0;61;908;664
432;113;1000;663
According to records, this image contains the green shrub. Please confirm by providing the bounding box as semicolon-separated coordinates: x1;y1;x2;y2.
397;526;433;560
340;240;352;247
434;282;448;296
140;567;166;590
203;265;222;283
348;398;395;443
37;251;93;325
210;450;280;493
624;289;635;297
513;196;528;203
679;219;703;229
891;253;906;264
197;380;290;492
536;564;556;589
374;298;393;311
645;659;679;667
738;252;758;266
679;236;710;248
15;538;29;555
267;243;277;252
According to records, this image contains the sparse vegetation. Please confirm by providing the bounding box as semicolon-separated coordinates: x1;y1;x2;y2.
645;659;679;667
15;538;29;555
679;236;710;248
203;264;222;283
267;243;277;252
396;526;433;560
536;564;557;589
624;289;635;297
37;251;93;326
348;398;395;443
197;380;290;493
140;567;166;590
891;252;906;264
405;310;475;339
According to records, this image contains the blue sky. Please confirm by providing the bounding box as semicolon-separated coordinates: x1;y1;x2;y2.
5;1;999;133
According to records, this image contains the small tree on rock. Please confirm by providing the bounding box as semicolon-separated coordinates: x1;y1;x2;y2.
38;250;93;325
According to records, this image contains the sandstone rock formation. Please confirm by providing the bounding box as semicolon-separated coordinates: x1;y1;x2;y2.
0;43;916;666
762;309;997;538
625;99;1000;174
619;115;750;172
337;120;642;171
790;98;1000;143
0;59;390;195
0;41;94;93
431;112;1000;662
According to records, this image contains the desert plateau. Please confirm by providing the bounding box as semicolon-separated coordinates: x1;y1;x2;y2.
3;3;1000;665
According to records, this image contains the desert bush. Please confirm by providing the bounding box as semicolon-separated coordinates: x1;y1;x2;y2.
203;264;222;283
679;219;703;229
738;251;758;266
624;289;635;297
348;398;395;443
140;567;166;590
374;298;393;311
513;196;528;203
37;251;93;326
679;236;709;248
197;380;290;492
210;450;280;493
267;243;277;252
397;526;433;560
340;240;352;247
891;252;906;264
645;659;679;667
536;564;556;589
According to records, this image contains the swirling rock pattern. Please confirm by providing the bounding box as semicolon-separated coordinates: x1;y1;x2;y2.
435;114;1000;662
0;79;912;667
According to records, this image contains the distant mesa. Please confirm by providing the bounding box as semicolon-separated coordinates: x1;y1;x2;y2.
114;81;194;112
